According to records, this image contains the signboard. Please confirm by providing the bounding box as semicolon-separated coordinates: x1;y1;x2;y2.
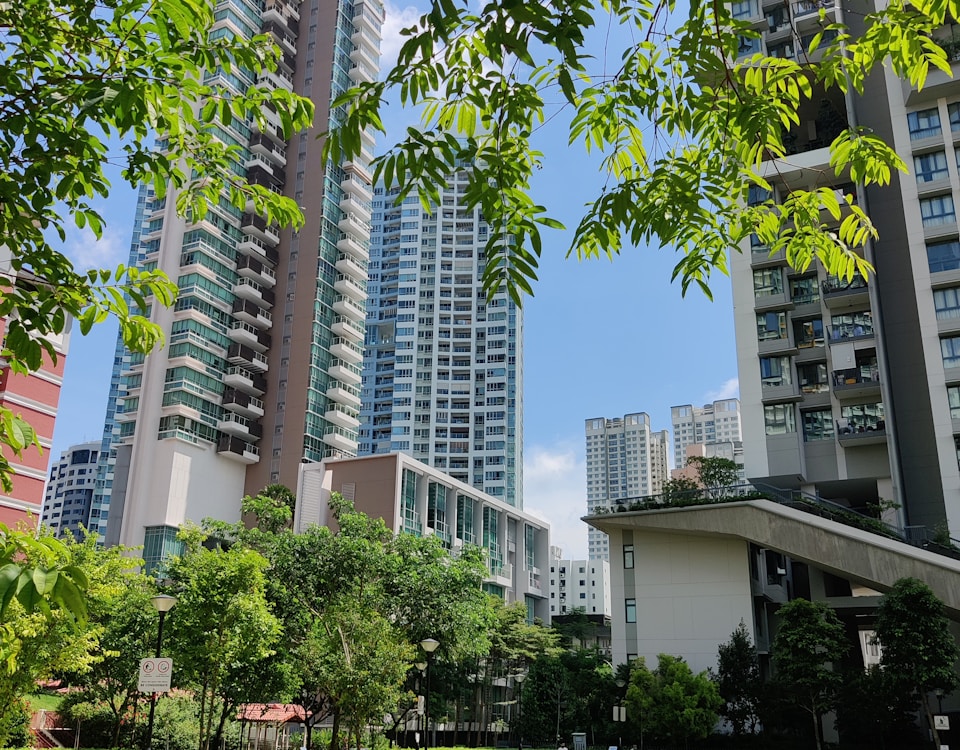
138;657;173;693
936;715;951;731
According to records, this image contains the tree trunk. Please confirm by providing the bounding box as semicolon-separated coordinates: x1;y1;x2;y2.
924;694;941;750
811;707;822;750
330;707;341;750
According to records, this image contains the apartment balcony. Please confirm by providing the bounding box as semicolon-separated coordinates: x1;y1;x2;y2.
757;335;799;357
228;320;266;351
322;427;358;453
822;275;869;309
217;412;263;441
249;132;287;168
325;402;360;430
837;422;887;447
217;434;260;464
333;294;366;322
832;367;881;400
791;0;836;26
335;252;367;280
754;290;792;313
339;192;372;223
334;273;366;301
224;365;267;395
488;562;513;588
349;60;377;84
327;381;362;409
341;174;373;205
236;254;276;288
344;159;373;185
828;323;874;344
331;315;365;343
232;298;272;329
241;213;281;246
338;211;371;236
330;337;363;364
350;40;379;71
329;358;362;385
233;277;275;306
761;382;803;404
263;20;297;57
228;342;269;372
336;232;368;260
258;67;294;92
222;388;265;419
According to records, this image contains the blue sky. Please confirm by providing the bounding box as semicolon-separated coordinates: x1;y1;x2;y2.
49;0;739;559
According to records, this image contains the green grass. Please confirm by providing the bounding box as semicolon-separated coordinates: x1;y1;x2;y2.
24;692;61;712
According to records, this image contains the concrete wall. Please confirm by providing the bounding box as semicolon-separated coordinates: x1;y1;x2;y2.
608;526;754;675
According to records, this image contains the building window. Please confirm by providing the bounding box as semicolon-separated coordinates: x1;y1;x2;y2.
943;336;960;369
950;102;960;132
908;107;942;140
797;362;829;393
949;386;960;419
790;275;820;305
623;543;635;569
921;194;956;227
764;404;796;435
839;403;885;432
731;0;756;18
829;310;873;339
934;287;960;320
737;35;761;56
757;311;787;341
915;150;949;183
753;268;784;298
760;356;792;387
802;409;835;442
928;239;960;273
793;317;824;348
625;598;637;623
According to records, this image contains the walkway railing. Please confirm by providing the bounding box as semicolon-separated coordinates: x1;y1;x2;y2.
593;482;960;561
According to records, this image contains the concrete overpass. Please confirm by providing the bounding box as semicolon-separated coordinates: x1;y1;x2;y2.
586;498;960;619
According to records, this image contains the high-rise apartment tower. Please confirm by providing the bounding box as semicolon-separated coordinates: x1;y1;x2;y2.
585;413;668;559
358;176;524;508
731;0;960;535
670;398;742;469
91;0;383;565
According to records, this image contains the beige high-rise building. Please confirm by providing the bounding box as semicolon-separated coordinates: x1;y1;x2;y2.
92;0;384;568
584;413;669;560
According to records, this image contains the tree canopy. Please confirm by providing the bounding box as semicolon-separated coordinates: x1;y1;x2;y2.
0;0;312;491
772;598;847;750
328;0;953;304
874;577;960;748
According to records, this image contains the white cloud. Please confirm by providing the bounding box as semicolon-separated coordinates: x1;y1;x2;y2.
380;1;421;69
523;442;589;560
704;377;739;402
63;224;127;272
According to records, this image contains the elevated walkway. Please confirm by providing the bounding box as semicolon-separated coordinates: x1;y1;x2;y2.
587;498;960;619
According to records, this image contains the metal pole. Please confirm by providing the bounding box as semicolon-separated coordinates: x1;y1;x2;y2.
424;655;432;750
145;609;167;750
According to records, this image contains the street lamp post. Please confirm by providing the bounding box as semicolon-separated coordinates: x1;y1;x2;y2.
145;594;177;750
515;671;527;750
420;638;440;750
415;662;427;748
613;679;627;750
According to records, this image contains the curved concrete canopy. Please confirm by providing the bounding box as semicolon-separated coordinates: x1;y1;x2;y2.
586;499;960;619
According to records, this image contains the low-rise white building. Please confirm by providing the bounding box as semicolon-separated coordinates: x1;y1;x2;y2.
548;546;612;620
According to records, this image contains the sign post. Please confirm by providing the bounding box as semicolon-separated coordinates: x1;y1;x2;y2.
138;657;173;694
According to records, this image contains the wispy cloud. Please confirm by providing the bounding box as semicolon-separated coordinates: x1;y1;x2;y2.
704;377;739;402
523;442;589;559
63;224;127;272
380;0;421;69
